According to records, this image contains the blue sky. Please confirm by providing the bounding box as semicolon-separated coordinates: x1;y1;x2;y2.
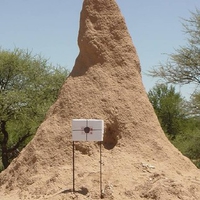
0;0;200;98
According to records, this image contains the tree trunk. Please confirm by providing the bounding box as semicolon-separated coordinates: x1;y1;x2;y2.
0;120;9;169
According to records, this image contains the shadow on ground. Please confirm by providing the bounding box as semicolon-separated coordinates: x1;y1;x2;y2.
61;187;89;196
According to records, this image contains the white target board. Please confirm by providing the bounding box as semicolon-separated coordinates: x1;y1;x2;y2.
72;119;104;141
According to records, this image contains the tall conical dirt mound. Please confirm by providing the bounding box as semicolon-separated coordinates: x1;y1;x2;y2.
1;0;200;199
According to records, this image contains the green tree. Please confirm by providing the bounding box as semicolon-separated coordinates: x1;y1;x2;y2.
148;84;186;139
148;84;200;168
0;48;68;170
172;117;200;168
189;91;200;116
147;9;200;167
148;9;200;85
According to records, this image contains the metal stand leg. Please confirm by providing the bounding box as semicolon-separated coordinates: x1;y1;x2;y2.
100;142;103;198
73;141;75;193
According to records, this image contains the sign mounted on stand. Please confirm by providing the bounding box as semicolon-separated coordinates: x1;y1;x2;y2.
72;119;104;141
71;119;104;199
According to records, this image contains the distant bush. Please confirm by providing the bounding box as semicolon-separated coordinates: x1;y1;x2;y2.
172;127;200;168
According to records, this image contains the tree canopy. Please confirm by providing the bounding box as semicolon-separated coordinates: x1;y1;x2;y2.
188;90;200;117
147;8;200;168
148;9;200;85
0;48;68;170
148;84;186;139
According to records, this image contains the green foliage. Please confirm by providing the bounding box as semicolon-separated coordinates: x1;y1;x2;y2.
147;8;200;168
0;48;68;170
148;84;200;168
189;91;200;116
172;119;200;166
0;163;3;172
148;84;186;139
